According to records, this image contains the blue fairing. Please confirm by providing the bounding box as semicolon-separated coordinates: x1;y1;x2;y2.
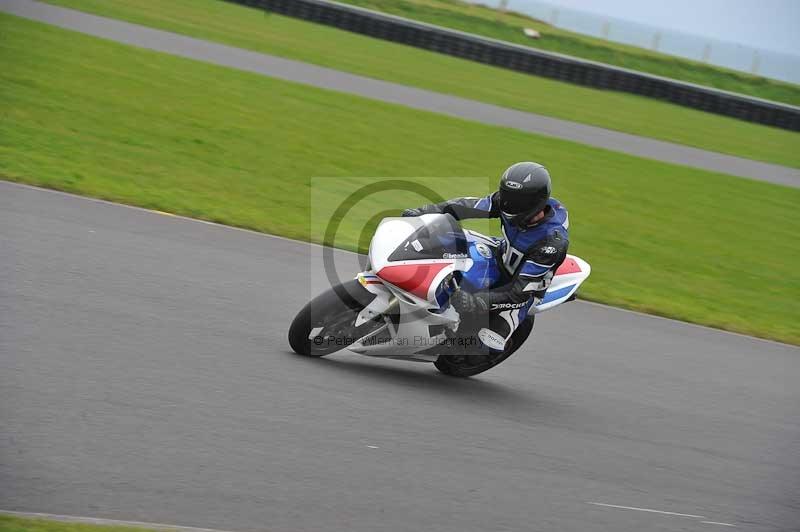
459;231;503;293
458;231;536;322
434;232;501;308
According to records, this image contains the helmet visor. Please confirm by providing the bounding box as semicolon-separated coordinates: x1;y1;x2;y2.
498;188;536;215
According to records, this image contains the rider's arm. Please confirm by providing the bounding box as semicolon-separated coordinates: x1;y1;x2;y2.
471;232;569;308
516;233;569;296
403;192;499;220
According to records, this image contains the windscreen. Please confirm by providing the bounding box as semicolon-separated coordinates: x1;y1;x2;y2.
387;214;468;262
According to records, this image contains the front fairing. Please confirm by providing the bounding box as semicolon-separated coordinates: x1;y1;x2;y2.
370;215;473;305
369;214;468;271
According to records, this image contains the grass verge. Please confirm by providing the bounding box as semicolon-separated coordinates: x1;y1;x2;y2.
339;0;800;105
39;0;800;169
1;13;798;344
0;515;167;532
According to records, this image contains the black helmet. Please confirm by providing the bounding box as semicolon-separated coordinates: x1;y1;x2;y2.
497;162;551;228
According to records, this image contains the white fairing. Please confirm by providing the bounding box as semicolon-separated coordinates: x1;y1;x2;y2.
368;217;421;272
352;271;460;361
368;216;472;305
478;328;506;351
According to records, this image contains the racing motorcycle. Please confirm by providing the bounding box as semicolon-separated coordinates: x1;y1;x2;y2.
289;214;590;377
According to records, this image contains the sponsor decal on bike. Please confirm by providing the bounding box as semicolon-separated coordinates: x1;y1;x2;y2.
442;252;468;259
478;328;506;350
475;242;493;259
491;301;527;310
358;273;383;286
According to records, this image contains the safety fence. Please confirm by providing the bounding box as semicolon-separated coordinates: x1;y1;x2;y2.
227;0;800;131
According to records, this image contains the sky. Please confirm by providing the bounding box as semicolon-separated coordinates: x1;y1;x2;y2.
542;0;799;55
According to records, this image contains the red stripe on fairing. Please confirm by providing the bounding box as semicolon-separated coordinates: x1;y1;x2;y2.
555;258;582;276
377;262;451;300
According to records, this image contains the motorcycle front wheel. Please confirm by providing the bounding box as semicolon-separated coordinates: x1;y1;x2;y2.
288;279;383;357
434;316;534;377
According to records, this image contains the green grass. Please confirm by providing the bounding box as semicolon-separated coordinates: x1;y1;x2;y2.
2;13;799;344
340;0;800;105
0;516;165;532
39;0;800;168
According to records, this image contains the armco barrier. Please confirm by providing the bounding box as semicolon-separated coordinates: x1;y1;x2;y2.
227;0;800;132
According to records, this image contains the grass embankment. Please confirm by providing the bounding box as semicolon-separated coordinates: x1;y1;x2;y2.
340;0;800;105
1;14;798;344
0;515;167;532
40;0;800;168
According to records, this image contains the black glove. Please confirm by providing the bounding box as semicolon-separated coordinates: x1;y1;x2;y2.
450;289;488;315
401;208;424;217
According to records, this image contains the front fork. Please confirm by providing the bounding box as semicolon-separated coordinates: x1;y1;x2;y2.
353;272;395;327
353;271;460;334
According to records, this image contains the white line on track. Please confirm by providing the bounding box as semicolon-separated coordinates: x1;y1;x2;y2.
0;510;240;532
2;180;794;348
587;502;707;519
587;502;738;527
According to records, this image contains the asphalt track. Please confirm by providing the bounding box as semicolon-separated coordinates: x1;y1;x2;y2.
2;0;799;189
2;181;799;532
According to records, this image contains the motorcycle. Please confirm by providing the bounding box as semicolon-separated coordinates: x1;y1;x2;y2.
289;214;590;377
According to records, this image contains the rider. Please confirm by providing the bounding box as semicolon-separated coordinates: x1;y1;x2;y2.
401;161;569;348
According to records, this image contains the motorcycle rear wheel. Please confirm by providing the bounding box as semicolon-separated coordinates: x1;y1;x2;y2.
434;316;534;377
288;279;382;356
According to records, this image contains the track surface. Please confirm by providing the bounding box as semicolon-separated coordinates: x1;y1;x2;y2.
2;0;799;189
1;181;799;532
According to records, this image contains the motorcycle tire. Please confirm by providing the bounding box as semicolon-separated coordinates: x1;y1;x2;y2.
288;279;380;357
434;316;534;377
